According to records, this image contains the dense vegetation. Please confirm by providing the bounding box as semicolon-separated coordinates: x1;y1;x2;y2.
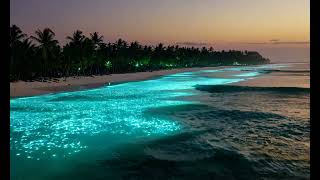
10;25;270;81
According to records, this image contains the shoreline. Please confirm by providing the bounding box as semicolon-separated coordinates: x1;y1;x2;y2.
10;66;233;98
232;64;310;88
10;63;310;98
232;72;310;88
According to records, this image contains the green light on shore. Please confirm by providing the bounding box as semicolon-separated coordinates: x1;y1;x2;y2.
104;60;112;70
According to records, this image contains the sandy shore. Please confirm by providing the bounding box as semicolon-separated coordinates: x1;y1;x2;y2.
10;63;310;98
10;66;231;98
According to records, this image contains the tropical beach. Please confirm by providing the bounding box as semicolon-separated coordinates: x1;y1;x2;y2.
10;62;309;98
10;66;231;98
10;62;310;179
10;0;310;179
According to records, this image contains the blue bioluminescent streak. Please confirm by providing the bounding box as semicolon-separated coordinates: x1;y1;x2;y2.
10;64;288;160
234;72;261;77
224;64;289;72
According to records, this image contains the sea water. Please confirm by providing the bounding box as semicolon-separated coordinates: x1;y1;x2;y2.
10;63;309;179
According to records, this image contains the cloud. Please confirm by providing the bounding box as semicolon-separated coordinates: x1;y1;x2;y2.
270;41;310;45
244;42;269;45
241;40;309;45
269;39;280;42
176;42;212;46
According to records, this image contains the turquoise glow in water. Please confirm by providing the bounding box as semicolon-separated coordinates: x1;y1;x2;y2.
234;72;261;77
10;65;287;163
224;64;289;72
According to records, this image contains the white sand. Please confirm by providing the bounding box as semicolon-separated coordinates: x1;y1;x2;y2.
11;63;310;98
10;66;230;98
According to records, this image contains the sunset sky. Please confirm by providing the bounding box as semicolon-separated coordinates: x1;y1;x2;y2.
10;0;310;62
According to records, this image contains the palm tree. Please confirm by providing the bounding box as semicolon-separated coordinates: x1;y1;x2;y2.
152;43;165;68
16;38;36;79
90;32;104;50
67;30;85;46
31;28;59;77
9;25;270;81
10;25;26;47
67;31;86;75
89;32;106;74
10;25;28;80
111;39;128;72
155;43;164;51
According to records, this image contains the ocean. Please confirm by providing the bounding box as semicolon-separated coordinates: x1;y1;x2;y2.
10;63;310;180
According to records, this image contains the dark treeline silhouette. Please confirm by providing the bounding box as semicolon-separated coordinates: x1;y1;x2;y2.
10;25;270;81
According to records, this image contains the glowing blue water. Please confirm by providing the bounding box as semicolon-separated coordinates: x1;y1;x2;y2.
10;64;287;162
234;72;261;77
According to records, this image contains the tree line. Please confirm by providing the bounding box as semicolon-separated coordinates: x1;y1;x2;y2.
10;25;270;81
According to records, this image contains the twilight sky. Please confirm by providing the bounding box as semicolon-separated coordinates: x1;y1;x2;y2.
10;0;309;62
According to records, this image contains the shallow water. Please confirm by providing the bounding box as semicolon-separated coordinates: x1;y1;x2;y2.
10;63;309;180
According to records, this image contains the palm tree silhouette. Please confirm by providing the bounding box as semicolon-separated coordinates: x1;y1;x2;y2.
10;25;27;79
90;32;104;50
9;25;270;81
31;28;59;77
10;25;26;47
67;30;85;45
16;38;36;80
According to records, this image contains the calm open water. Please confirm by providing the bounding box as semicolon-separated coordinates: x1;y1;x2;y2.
10;63;309;180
